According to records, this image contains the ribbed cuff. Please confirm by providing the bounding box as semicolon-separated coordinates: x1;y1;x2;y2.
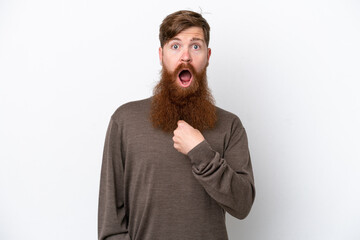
187;140;216;167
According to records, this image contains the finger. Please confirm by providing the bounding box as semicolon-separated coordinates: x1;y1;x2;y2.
173;143;180;151
172;135;180;143
177;120;187;127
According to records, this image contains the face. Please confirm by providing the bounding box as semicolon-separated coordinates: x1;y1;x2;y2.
159;27;211;89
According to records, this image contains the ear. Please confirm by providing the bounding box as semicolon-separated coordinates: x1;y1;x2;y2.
207;48;211;61
159;47;163;65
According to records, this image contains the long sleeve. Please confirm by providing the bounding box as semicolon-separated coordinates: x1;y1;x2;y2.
187;117;255;219
98;118;131;240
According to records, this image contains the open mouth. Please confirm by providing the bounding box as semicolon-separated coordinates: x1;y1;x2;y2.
178;69;193;88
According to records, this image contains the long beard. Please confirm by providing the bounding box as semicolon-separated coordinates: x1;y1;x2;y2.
150;63;217;132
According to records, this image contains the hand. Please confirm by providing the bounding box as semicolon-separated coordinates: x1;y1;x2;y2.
172;120;205;155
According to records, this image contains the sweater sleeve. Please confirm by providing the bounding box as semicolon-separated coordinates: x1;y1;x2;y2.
98;118;131;240
187;117;255;219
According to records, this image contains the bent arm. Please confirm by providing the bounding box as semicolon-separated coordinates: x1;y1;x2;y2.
187;119;255;219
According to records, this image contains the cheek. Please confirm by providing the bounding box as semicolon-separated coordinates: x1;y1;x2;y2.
163;56;177;71
195;57;208;71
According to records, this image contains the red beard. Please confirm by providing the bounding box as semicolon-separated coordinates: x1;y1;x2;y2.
150;63;217;132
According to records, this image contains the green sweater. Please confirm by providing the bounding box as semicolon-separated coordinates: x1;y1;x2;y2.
98;97;255;240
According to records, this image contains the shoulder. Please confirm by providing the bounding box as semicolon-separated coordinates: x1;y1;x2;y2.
215;106;244;130
111;97;152;123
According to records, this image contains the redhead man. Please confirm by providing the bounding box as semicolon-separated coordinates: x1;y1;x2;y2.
98;10;255;240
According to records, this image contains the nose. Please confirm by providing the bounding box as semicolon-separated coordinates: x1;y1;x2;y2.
180;48;191;63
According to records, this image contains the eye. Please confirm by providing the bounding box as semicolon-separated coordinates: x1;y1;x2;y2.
193;44;200;50
172;44;179;50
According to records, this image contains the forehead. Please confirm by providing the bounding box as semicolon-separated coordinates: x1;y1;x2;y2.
170;26;205;42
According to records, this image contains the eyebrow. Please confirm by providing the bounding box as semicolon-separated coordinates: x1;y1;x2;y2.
190;37;205;43
170;37;205;43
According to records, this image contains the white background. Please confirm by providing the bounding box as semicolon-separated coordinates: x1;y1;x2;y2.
1;0;359;239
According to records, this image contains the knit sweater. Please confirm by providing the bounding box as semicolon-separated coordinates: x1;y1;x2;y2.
98;97;255;240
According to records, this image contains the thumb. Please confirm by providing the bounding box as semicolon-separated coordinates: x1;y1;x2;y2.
178;120;194;130
177;120;188;126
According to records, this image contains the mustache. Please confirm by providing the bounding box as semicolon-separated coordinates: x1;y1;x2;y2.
174;63;196;74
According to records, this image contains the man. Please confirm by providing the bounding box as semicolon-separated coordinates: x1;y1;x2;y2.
98;10;255;240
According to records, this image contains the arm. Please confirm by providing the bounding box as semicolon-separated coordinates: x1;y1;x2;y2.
98;118;131;240
174;118;255;219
